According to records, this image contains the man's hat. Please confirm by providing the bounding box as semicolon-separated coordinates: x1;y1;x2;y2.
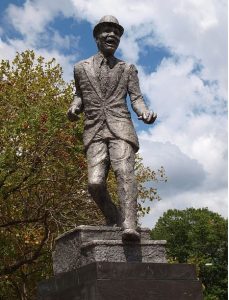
93;15;124;38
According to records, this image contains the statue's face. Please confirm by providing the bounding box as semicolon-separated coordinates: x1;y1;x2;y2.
95;24;121;55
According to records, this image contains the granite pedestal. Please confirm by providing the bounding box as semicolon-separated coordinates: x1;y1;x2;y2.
38;226;203;299
52;226;166;274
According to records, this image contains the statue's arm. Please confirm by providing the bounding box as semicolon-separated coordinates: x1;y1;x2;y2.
67;65;83;122
127;64;157;124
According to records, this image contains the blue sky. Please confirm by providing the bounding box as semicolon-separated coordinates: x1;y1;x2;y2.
0;0;227;228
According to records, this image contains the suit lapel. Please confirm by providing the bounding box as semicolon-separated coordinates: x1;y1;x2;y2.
105;61;125;99
82;57;103;100
82;56;126;100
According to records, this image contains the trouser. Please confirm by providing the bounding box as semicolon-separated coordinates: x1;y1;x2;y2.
86;136;138;229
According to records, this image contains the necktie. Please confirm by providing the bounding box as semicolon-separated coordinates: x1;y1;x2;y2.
99;58;110;96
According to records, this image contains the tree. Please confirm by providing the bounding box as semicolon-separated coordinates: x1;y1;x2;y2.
151;208;228;300
0;50;166;299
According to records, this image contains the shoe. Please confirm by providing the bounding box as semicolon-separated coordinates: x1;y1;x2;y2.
122;228;140;242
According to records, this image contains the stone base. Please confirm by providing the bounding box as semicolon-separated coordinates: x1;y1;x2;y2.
81;239;166;266
39;226;203;299
37;262;203;300
52;226;166;274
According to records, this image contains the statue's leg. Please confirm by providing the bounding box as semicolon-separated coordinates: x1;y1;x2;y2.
109;139;140;240
86;139;121;226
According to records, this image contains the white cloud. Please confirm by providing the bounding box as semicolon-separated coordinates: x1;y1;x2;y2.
137;56;227;227
50;31;79;51
3;0;227;89
138;56;227;186
1;0;80;81
139;140;206;195
141;187;228;227
138;100;227;228
7;0;75;39
70;0;227;97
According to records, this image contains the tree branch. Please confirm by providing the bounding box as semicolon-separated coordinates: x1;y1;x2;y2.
0;216;45;228
0;214;49;275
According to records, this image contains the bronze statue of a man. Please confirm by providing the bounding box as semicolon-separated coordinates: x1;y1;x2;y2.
67;15;157;241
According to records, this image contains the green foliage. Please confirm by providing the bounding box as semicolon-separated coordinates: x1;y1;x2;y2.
151;208;228;299
0;50;102;299
107;156;166;217
135;158;166;217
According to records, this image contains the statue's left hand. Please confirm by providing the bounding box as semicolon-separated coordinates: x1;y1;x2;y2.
138;111;157;124
67;105;81;122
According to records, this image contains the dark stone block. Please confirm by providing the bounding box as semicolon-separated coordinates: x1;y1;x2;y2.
96;280;203;300
37;262;203;300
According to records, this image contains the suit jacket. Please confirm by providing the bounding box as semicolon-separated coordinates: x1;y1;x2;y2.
70;53;149;152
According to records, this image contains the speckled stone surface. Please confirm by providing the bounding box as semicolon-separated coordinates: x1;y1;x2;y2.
52;226;167;274
80;239;167;267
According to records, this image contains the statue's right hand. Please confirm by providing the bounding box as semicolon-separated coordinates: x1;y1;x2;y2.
67;105;80;122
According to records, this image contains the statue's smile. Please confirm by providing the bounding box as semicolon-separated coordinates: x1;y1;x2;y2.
104;37;119;48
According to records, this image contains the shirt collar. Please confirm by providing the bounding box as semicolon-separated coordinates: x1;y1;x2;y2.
95;52;116;68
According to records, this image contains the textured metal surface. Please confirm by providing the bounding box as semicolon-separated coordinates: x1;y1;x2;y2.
67;16;157;238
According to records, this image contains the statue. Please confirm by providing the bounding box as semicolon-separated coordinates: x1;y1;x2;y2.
67;16;157;241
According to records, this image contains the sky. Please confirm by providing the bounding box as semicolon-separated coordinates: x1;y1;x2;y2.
0;0;228;228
